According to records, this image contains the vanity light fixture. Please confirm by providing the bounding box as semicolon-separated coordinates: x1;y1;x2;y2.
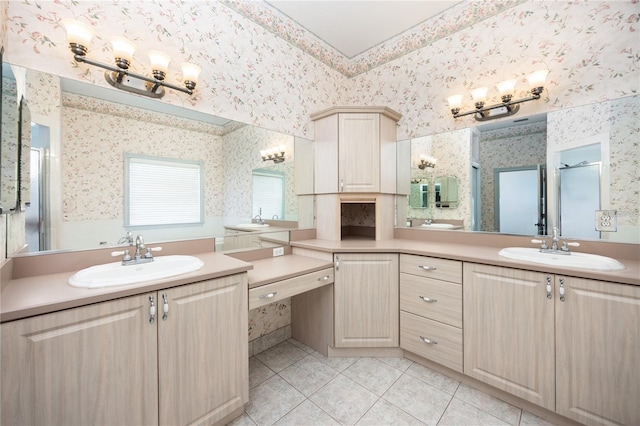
447;70;549;121
261;145;286;163
418;154;437;170
62;19;201;99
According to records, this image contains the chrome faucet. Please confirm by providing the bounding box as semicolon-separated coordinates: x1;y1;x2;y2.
112;234;162;265
532;227;580;255
254;208;265;225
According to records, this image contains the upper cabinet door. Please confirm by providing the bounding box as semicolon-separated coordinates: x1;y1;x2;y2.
312;107;400;195
0;293;158;426
338;113;381;193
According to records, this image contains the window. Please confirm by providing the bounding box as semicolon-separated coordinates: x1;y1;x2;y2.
252;168;284;219
125;154;203;227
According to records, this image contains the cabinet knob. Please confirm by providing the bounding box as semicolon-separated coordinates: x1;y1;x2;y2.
162;293;169;320
317;275;330;281
420;336;438;345
419;296;438;303
546;275;552;300
149;295;156;324
418;265;437;271
259;291;278;300
559;278;566;302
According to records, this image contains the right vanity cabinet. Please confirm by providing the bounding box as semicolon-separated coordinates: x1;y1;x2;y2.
463;262;640;426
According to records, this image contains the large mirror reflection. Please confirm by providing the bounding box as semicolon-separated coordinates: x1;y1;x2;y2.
402;94;639;244
2;65;301;255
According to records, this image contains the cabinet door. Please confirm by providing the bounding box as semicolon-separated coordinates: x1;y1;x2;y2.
334;253;399;347
463;263;555;410
1;293;158;425
158;274;248;426
338;113;380;193
556;276;640;426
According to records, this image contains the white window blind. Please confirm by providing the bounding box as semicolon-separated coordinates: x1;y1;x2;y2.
252;169;284;219
125;154;203;227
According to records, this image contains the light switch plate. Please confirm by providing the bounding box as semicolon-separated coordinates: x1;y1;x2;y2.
273;247;284;257
595;210;617;232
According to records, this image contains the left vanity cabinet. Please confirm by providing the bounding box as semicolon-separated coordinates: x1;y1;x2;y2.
1;274;248;426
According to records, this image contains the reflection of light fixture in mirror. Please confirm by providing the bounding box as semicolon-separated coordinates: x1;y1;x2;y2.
418;154;437;170
261;145;286;163
447;70;548;121
62;19;201;99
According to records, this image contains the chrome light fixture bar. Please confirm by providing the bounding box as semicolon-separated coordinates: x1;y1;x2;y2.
62;19;201;99
447;70;549;121
261;145;286;163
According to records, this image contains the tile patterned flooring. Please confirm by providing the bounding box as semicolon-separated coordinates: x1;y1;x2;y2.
228;339;556;426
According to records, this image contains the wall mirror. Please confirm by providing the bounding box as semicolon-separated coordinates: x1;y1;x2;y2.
1;62;19;213
2;65;300;256
401;94;639;244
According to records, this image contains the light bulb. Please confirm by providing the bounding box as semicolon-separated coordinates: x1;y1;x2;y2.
148;50;171;76
62;19;94;55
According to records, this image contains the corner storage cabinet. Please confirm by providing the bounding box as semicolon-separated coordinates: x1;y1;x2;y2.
1;274;248;426
311;107;401;194
333;253;399;348
463;263;640;426
399;254;463;372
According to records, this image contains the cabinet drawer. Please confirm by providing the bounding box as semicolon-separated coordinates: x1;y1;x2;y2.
400;254;462;284
400;273;462;328
400;311;463;373
249;268;334;310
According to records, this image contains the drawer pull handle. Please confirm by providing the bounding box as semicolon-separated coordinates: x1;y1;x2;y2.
420;336;438;345
317;275;330;281
419;296;437;303
419;265;437;271
259;291;278;300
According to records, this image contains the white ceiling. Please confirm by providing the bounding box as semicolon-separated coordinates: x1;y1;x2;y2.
266;1;462;58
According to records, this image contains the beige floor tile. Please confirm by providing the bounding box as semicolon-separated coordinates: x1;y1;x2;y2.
310;350;359;371
255;341;308;373
310;375;379;426
249;356;276;389
227;412;258;426
382;374;452;425
519;411;556;426
273;400;340;426
245;375;306;426
287;338;316;353
438;397;510;425
454;383;521;426
356;398;426;425
405;362;460;395
279;354;340;396
343;357;403;396
377;356;414;372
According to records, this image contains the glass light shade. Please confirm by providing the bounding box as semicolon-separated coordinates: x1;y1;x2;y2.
148;50;171;74
496;79;516;96
527;70;549;88
471;87;488;103
260;150;267;157
111;36;136;62
181;62;201;83
62;19;94;48
447;94;463;109
278;145;286;152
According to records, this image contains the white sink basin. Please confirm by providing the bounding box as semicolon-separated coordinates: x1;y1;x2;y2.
68;255;204;288
421;223;456;229
498;247;625;271
236;223;270;228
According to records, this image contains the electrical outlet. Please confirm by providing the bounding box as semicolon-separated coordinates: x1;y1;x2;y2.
272;247;284;257
595;210;617;232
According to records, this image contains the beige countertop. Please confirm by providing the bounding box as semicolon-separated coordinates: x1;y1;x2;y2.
247;255;334;289
1;252;253;323
291;238;640;286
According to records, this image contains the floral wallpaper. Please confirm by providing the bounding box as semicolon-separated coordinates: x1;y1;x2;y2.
479;122;547;232
1;77;18;211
